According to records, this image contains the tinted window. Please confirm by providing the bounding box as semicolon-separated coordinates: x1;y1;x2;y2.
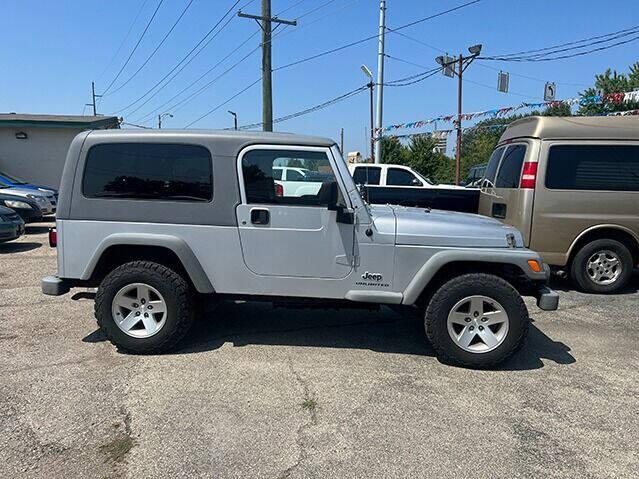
387;168;422;186
496;144;526;188
546;145;639;191
286;169;305;181
272;168;282;180
482;147;505;187
83;143;212;201
352;166;381;185
242;149;337;206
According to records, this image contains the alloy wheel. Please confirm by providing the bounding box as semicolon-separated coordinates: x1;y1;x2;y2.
111;283;168;338
586;249;622;286
447;295;509;353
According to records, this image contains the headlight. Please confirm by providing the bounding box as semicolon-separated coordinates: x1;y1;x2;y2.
4;200;30;209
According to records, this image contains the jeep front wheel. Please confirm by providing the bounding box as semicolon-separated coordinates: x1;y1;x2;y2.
424;273;529;368
95;261;195;354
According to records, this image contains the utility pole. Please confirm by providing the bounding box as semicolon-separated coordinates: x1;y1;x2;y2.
238;1;296;132
361;65;375;162
86;82;102;116
373;0;386;164
340;128;344;154
228;110;238;130
436;44;482;185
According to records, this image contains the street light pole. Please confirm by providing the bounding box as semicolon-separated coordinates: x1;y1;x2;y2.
228;110;238;130
373;0;386;164
158;112;173;129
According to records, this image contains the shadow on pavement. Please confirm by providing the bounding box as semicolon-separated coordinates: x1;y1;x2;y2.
82;300;576;370
25;225;51;235
548;270;639;294
0;242;41;254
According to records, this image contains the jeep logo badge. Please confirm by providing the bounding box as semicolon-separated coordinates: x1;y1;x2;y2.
361;271;383;281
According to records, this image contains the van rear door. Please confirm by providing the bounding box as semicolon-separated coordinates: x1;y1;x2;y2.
478;140;538;247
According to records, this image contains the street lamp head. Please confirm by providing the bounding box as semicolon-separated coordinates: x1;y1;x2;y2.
435;56;444;66
227;110;236;116
468;44;482;55
360;64;373;79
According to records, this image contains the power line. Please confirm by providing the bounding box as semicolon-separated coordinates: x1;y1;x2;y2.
135;0;357;123
111;0;246;114
105;0;196;96
101;0;166;96
184;77;263;128
272;0;482;72
235;84;368;130
484;24;639;59
97;0;151;82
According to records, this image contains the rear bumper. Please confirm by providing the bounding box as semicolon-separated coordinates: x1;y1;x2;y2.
535;285;559;311
41;276;71;296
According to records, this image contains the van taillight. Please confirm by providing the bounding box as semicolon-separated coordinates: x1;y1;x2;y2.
274;183;283;197
520;162;538;189
48;228;57;248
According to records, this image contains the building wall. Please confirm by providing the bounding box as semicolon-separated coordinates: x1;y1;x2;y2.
0;127;84;188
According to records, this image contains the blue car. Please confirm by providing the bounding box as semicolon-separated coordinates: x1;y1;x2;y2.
0;170;58;198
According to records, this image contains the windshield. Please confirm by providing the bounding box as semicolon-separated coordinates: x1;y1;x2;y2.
0;171;27;184
411;169;435;185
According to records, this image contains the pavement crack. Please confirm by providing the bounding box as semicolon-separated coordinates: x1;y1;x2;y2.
279;358;317;479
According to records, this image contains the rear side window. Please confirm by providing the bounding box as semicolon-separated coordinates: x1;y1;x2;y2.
482;147;505;187
352;166;381;185
387;168;422;186
496;144;527;188
546;144;639;191
83;143;212;201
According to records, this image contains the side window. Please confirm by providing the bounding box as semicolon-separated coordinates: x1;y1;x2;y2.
546;144;639;191
352;166;381;185
272;168;282;180
496;144;527;188
83;143;212;201
286;169;305;181
482;147;505;188
242;149;337;206
387;168;421;186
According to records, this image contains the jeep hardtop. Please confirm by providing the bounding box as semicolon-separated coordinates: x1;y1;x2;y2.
42;129;558;368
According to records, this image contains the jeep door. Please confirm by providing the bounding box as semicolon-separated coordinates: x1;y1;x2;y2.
236;146;355;279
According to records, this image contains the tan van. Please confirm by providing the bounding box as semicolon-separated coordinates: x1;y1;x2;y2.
478;116;639;293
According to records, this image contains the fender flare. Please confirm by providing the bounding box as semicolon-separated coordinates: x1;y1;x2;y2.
402;249;547;305
81;233;215;293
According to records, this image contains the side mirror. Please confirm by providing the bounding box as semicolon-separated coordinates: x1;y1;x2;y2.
411;178;421;186
318;180;339;210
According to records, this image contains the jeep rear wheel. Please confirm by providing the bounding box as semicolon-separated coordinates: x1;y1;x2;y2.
424;273;529;368
95;261;195;354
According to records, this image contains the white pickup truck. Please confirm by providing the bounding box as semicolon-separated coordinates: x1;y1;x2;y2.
348;163;479;213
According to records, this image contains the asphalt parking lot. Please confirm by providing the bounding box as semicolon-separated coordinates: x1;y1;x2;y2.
1;220;638;479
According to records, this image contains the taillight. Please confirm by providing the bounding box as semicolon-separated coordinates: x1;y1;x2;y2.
520;161;538;189
48;228;57;248
274;183;283;197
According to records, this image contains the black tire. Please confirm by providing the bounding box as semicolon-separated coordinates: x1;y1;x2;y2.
424;273;529;369
570;239;633;294
95;261;195;354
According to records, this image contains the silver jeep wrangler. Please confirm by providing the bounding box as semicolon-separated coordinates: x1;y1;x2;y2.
42;130;558;368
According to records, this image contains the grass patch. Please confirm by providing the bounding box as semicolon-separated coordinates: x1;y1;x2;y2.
301;398;317;411
100;434;135;463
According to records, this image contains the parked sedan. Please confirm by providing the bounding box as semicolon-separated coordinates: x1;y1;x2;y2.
0;185;55;215
0;192;43;223
0;170;58;198
0;205;25;243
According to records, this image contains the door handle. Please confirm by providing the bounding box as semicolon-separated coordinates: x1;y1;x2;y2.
250;208;270;225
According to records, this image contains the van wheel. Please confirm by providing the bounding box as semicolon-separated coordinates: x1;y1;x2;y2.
95;261;195;354
424;273;529;368
570;239;633;294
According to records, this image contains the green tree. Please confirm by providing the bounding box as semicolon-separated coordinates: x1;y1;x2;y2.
542;102;572;116
578;62;639;115
380;136;409;165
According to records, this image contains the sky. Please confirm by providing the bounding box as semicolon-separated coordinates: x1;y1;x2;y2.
1;0;638;154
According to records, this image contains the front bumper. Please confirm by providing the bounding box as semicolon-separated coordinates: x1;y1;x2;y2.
535;285;559;311
0;222;24;243
42;276;71;296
